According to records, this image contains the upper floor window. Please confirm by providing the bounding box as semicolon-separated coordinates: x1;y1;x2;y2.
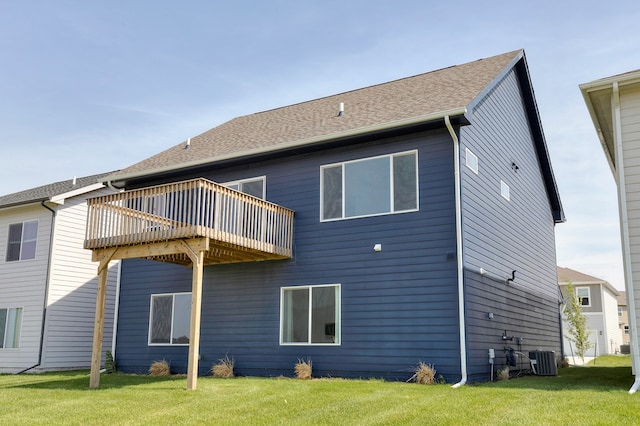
5;220;38;262
148;293;191;345
321;151;418;221
619;306;623;317
465;148;479;174
0;307;23;349
224;176;266;199
280;284;340;345
576;287;591;307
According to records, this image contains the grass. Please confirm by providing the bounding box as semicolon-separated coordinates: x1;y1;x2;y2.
0;357;639;425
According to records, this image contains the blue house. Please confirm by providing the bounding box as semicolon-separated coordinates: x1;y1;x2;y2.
85;49;564;389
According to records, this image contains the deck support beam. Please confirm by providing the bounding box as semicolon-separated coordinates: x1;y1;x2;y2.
183;241;205;391
89;248;117;388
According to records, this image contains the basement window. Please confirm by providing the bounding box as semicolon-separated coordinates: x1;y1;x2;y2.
0;307;23;349
148;293;191;345
280;284;340;345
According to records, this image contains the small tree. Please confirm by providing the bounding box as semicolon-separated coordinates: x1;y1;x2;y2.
563;283;592;364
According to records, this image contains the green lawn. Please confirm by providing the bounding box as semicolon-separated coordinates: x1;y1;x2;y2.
1;358;639;425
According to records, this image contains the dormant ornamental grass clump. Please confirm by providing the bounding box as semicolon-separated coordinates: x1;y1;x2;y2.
149;360;170;376
294;358;312;380
211;355;235;378
497;366;510;381
408;361;437;384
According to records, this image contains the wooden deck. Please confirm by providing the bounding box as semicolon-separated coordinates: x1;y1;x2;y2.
84;178;294;265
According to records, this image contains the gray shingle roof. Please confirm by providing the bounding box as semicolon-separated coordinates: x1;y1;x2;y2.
106;50;522;183
0;172;115;209
557;266;604;283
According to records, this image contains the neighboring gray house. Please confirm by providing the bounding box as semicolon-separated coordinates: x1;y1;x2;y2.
0;173;119;373
581;70;640;392
557;266;622;357
618;291;630;348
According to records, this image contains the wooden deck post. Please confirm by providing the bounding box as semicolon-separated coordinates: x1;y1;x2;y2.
184;243;205;391
89;250;115;388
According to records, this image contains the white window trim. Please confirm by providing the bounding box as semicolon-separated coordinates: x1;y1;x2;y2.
576;287;591;308
6;220;39;262
223;176;266;199
465;148;479;174
0;307;23;349
500;180;510;201
279;283;341;346
320;150;419;222
148;292;192;346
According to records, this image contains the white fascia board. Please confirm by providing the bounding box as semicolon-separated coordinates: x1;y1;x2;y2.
49;183;106;205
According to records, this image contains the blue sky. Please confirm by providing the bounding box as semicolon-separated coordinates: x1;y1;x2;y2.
1;1;638;289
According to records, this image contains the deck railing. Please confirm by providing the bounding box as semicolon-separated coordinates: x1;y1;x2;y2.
84;178;294;258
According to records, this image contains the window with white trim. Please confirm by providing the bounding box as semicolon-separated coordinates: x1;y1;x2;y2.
224;176;266;199
149;293;191;345
280;284;340;345
321;151;418;221
465;148;478;174
624;325;630;335
0;307;23;349
500;180;510;201
576;287;591;307
5;220;38;262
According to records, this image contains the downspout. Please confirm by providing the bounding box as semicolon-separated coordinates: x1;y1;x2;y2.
612;82;640;393
445;115;468;388
17;201;56;374
110;260;122;357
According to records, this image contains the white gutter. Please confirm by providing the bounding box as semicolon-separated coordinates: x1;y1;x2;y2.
611;82;640;394
445;115;467;388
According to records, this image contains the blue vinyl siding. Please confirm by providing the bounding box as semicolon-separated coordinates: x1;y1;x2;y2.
115;130;462;381
459;69;561;382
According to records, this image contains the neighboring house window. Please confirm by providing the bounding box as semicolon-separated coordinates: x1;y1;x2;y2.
0;307;23;349
625;325;630;335
576;287;591;307
619;306;623;317
465;148;479;174
5;220;38;262
500;180;510;201
224;176;266;199
149;293;191;345
321;151;418;221
280;284;340;345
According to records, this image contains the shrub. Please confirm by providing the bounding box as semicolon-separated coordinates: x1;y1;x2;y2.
497;366;510;381
149;360;170;376
559;357;570;368
408;361;437;384
104;350;116;374
294;358;312;380
211;355;235;378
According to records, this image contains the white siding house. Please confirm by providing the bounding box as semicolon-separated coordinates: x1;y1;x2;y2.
557;267;622;359
581;70;640;393
0;173;119;373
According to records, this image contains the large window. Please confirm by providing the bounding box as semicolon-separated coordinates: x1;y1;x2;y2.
149;293;191;345
281;284;340;345
576;287;591;307
0;307;23;349
5;221;38;262
224;176;266;199
321;151;418;221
